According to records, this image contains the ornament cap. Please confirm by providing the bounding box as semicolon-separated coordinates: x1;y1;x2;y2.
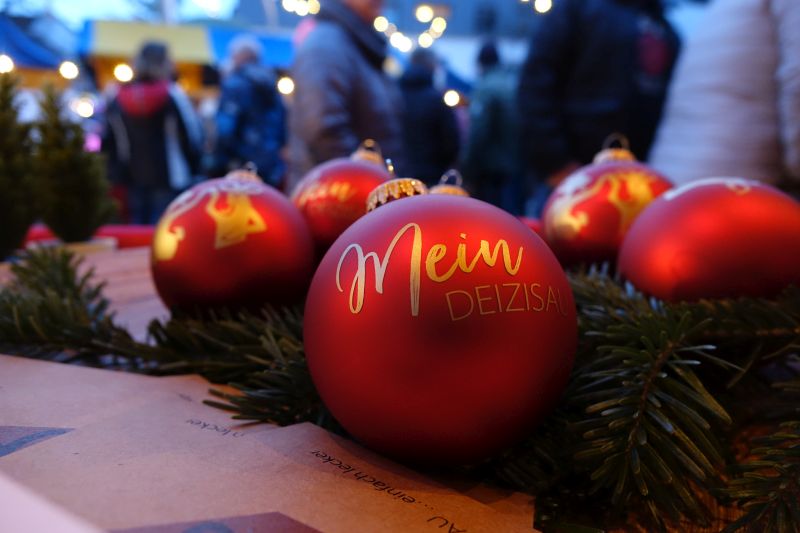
224;163;263;182
430;169;470;197
593;133;636;164
366;178;428;212
351;139;385;167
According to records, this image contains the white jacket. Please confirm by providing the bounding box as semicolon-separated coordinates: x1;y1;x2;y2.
649;0;800;185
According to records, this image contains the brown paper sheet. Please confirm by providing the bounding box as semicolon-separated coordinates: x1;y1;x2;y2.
0;355;536;532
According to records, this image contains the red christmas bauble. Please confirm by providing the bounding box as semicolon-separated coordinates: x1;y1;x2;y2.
619;178;800;301
151;171;314;311
519;216;545;240
304;194;577;464
542;148;672;265
291;145;391;253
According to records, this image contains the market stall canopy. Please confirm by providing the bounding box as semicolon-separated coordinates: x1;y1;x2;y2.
78;20;212;64
0;14;62;69
78;21;293;68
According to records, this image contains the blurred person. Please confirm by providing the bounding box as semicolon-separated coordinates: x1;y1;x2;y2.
288;0;405;187
649;0;800;190
518;0;680;215
103;41;201;224
461;41;524;214
398;48;460;184
209;35;287;186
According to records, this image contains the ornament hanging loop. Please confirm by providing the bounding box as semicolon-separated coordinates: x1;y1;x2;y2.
595;133;636;164
352;139;386;167
430;169;470;197
602;133;631;151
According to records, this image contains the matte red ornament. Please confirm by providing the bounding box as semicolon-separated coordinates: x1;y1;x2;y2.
291;141;391;253
151;170;314;312
304;195;577;465
519;217;545;240
619;178;800;302
542;147;672;265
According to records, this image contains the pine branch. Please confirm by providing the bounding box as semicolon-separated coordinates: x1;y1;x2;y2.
724;421;800;533
569;306;733;529
0;248;136;366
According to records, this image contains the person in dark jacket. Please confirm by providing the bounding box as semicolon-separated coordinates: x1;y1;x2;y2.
518;0;679;215
398;49;460;184
288;0;405;187
461;42;524;214
103;41;202;224
210;35;287;187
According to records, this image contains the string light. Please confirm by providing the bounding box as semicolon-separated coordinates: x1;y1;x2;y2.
430;16;447;33
418;32;434;48
70;96;95;118
443;90;460;107
0;54;15;74
113;63;133;82
59;61;79;80
534;0;553;12
415;4;434;23
373;16;389;32
277;76;295;95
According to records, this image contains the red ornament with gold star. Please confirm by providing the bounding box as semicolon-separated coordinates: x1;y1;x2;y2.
304;180;577;465
291;140;391;253
151;168;314;312
619;178;800;301
542;136;672;265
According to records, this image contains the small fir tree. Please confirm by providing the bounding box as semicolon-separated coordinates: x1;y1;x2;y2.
0;74;35;259
34;85;114;243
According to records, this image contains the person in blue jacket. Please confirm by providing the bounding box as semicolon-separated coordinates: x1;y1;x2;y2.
211;35;287;186
518;0;680;215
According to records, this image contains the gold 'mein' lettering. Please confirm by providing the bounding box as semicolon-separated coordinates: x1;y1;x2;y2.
336;223;422;315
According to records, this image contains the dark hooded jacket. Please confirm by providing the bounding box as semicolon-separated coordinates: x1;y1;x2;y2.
288;0;405;186
212;63;286;185
398;64;460;184
104;80;200;191
518;0;680;180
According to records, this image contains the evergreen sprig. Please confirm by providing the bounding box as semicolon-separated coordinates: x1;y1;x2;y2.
0;247;134;365
725;421;800;533
570;309;733;528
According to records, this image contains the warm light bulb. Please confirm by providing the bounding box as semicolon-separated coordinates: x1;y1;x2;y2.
418;32;434;48
282;0;297;13
277;76;295;95
71;97;95;118
113;63;134;82
308;0;320;14
0;54;14;74
430;16;447;34
389;32;406;49
295;1;309;16
443;90;460;107
415;4;434;23
59;61;79;80
534;0;552;13
373;16;389;32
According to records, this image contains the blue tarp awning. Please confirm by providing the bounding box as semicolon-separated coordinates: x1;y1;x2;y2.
207;26;294;69
0;15;62;69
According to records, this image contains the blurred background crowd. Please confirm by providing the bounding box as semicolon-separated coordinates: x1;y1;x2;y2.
2;0;798;224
